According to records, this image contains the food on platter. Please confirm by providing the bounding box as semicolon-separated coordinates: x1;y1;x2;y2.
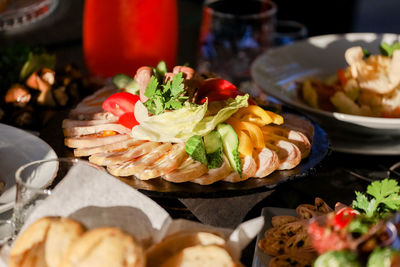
10;216;240;267
258;198;332;267
259;178;400;267
63;61;313;185
299;42;400;118
0;45;99;130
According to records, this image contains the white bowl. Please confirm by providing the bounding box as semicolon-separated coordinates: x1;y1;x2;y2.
251;33;400;154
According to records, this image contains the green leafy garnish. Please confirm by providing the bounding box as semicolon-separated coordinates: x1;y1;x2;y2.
352;179;400;217
112;74;140;95
153;61;168;81
363;48;371;58
20;52;56;80
145;72;187;115
348;216;376;234
379;42;400;57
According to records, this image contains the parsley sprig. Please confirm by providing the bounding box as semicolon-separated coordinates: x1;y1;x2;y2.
352;179;400;218
379;42;400;57
144;71;188;115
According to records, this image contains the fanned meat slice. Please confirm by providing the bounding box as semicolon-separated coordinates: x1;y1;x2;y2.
162;157;208;183
223;156;256;182
62;118;118;128
262;125;311;159
63;123;131;137
89;141;160;166
190;160;232;185
73;111;118;121
107;143;173;177
135;143;187;180
74;139;146;157
69;85;117;117
264;138;301;170
253;147;280;177
64;134;131;149
282;114;315;141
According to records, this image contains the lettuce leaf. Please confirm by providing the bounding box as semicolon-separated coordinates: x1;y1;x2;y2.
131;94;249;142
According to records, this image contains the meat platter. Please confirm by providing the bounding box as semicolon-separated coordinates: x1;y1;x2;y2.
61;63;329;198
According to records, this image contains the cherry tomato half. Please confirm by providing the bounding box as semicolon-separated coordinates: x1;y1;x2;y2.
197;78;238;100
118;112;139;129
102;92;140;117
334;207;358;229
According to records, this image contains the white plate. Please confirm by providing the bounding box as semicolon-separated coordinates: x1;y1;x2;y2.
0;123;57;213
251;33;400;154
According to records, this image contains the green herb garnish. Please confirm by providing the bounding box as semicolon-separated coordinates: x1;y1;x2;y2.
145;72;187;115
352;178;400;218
379;42;400;57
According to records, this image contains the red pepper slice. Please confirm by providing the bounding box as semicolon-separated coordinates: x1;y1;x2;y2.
199;89;245;104
102;92;140;117
337;68;347;87
334;207;357;229
197;78;238;100
118;112;139;129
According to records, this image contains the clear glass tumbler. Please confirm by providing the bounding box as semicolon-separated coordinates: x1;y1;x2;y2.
198;0;277;86
12;158;102;236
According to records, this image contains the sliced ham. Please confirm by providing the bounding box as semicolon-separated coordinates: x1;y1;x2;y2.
190;160;232;185
107;143;173;177
69;85;116;117
163;157;208;183
72;111;118;121
74;139;146;157
89;141;160;166
63;123;131;137
223;156;257;182
135;143;187;180
282;113;315;141
62;118;118;128
253;147;280;177
262;125;311;159
64;134;131;149
264;138;302;170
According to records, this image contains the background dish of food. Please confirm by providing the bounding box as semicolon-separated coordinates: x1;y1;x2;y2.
0;123;57;212
251;33;400;154
252;207;297;267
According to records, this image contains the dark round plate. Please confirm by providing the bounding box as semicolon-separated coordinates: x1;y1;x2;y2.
117;114;330;199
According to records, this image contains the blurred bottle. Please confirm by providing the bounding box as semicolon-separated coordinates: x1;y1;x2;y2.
83;0;178;78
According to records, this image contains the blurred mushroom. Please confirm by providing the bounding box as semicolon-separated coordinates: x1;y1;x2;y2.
25;71;55;106
5;84;31;107
40;68;55;86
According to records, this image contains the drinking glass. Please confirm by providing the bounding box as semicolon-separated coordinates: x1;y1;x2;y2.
83;0;178;77
12;158;102;236
197;0;277;86
274;20;308;46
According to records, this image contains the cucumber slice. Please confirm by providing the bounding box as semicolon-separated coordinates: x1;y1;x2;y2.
204;130;223;169
217;123;242;175
112;74;140;95
185;135;208;165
